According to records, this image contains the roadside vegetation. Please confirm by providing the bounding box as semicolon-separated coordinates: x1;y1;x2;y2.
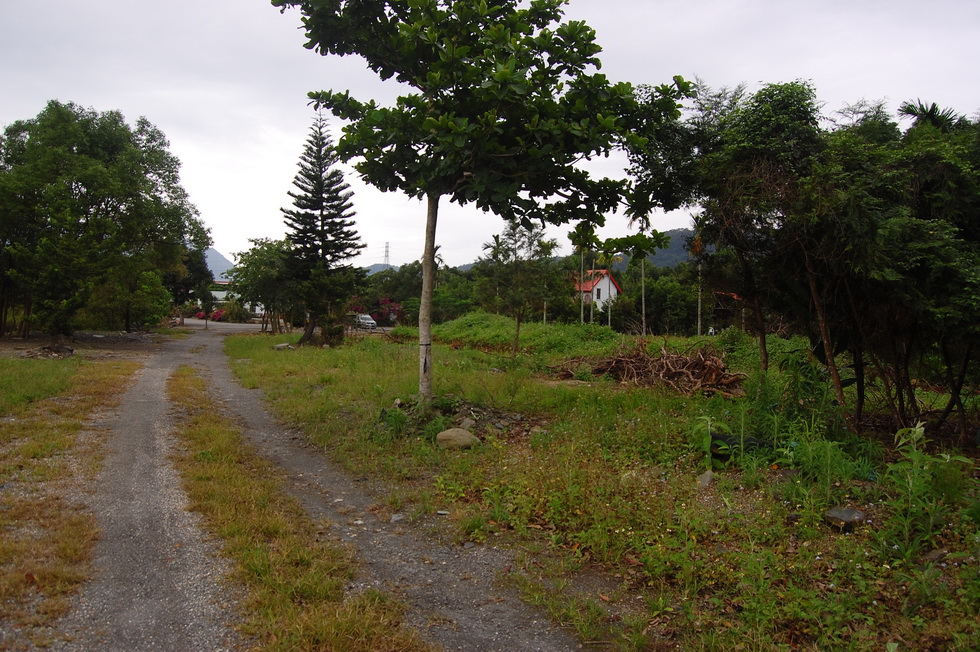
0;355;139;646
166;365;433;652
227;318;979;651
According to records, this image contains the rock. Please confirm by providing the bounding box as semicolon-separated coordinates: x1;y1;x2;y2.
824;506;866;531
458;417;477;431
436;428;481;450
919;548;949;566
697;469;713;489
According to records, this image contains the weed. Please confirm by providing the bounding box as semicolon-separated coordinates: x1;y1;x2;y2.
877;422;973;560
221;319;980;651
0;356;138;642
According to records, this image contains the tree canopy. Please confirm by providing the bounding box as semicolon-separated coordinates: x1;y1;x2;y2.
0;100;208;335
682;81;980;435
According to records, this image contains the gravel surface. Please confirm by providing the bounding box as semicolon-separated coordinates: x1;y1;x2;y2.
44;321;586;651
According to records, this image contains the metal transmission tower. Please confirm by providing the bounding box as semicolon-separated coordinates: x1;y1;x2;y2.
383;242;390;269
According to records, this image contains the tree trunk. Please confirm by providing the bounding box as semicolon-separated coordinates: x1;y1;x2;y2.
937;340;971;442
641;258;647;337
804;254;846;408
296;316;317;346
418;193;440;406
589;256;596;323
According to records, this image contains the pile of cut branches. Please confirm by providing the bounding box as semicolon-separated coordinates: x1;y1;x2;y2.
553;341;746;398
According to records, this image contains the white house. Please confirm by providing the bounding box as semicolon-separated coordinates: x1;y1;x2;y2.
575;269;622;312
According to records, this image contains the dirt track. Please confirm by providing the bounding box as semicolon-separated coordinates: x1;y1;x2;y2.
43;321;584;651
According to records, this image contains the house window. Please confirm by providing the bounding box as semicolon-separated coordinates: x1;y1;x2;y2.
596;288;602;301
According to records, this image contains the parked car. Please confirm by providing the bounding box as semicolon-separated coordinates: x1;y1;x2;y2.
355;314;377;329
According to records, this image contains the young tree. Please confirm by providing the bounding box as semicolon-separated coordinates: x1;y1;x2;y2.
273;0;678;404
229;239;294;334
281;114;365;345
476;221;560;357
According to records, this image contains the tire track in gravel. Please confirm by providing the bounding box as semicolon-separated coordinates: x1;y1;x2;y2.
190;322;586;652
53;321;584;651
51;334;245;652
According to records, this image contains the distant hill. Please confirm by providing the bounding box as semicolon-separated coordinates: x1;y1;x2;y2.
364;263;397;276
205;248;235;282
606;228;694;271
359;229;695;275
647;228;695;268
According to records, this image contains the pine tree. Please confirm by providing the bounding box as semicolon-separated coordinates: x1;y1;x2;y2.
282;115;364;345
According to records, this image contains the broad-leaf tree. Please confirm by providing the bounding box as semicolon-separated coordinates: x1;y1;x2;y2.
273;0;674;403
282;114;365;345
229;238;294;334
0;100;207;336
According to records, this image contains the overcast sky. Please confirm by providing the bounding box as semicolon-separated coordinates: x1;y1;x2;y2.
3;0;978;268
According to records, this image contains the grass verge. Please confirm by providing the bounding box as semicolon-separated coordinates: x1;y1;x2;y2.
224;321;980;651
0;355;140;646
166;365;434;651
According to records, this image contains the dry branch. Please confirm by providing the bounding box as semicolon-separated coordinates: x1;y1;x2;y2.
553;341;746;398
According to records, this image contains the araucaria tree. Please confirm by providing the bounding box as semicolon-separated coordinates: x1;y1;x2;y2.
273;0;680;403
281;114;364;345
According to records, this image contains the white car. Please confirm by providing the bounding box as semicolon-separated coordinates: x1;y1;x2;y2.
356;314;377;329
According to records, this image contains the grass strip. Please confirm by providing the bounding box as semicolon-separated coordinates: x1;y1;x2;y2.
0;356;140;644
166;365;435;652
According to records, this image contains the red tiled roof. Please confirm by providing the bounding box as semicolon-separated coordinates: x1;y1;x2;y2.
575;269;622;294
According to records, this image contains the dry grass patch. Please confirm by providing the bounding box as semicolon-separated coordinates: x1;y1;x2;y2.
0;356;140;645
167;365;435;651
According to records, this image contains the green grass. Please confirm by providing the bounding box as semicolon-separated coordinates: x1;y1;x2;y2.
0;357;77;416
223;315;980;651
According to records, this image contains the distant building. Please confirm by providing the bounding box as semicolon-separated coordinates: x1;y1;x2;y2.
575;269;622;312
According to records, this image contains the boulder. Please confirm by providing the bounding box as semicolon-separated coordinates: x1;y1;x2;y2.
824;506;866;532
697;469;713;489
436;428;481;450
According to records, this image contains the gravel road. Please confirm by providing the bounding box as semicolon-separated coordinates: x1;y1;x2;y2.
47;321;585;651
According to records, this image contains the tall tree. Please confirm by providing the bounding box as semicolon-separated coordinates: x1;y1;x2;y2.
281;114;364;345
694;81;823;374
273;0;676;404
0;101;207;336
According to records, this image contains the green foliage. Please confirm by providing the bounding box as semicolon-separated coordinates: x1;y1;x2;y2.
273;0;685;400
432;311;621;359
228;239;293;330
0;100;208;335
281;114;365;344
218;299;252;324
877;423;974;560
77;270;172;330
225;322;980;650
